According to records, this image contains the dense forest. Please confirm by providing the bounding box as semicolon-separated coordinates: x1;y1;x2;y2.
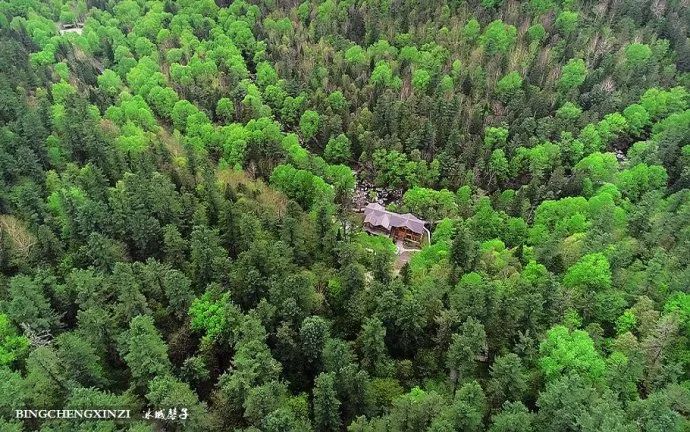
0;0;690;430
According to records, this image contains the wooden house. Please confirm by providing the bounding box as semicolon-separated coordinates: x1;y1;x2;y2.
362;203;428;245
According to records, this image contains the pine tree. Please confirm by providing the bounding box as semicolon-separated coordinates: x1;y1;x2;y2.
313;372;341;431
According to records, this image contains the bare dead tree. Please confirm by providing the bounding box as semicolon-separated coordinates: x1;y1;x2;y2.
0;215;37;260
21;323;53;348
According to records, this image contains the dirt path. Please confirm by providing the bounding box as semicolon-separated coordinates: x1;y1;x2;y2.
393;250;414;273
393;240;419;273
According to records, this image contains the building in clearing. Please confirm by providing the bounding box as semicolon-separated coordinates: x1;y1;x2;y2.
363;203;429;246
58;22;84;35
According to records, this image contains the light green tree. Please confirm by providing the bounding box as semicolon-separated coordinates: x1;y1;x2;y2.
563;252;612;292
538;325;605;382
558;59;587;91
300;110;320;141
412;69;432;92
324;134;352;164
0;314;29;367
496;71;522;100
481;20;517;54
555;11;578;36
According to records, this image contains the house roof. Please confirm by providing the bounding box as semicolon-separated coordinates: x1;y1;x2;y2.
363;203;427;234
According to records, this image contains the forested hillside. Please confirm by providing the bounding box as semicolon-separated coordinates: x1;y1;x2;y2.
1;0;690;430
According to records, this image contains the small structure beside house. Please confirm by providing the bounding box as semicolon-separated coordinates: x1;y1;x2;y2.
363;203;429;246
58;22;84;35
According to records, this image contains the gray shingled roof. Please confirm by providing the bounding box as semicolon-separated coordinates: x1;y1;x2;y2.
363;203;427;234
